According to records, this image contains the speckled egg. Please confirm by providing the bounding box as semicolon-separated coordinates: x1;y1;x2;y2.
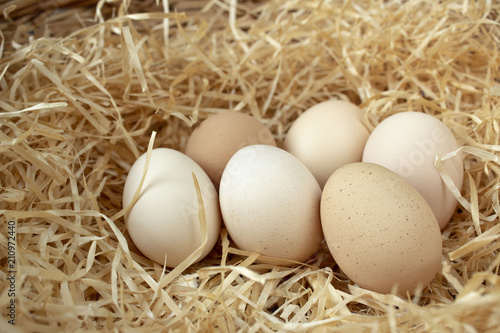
321;162;442;295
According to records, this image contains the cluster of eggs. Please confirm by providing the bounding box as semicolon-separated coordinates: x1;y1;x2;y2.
122;100;464;295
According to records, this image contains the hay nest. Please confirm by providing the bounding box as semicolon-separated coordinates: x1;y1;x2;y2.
1;0;499;331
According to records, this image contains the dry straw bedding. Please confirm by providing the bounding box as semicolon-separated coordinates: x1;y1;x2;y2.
0;0;499;331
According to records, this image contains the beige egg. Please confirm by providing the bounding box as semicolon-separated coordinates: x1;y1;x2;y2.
219;145;323;263
321;162;442;295
185;112;276;189
283;100;370;188
123;148;221;267
362;111;463;229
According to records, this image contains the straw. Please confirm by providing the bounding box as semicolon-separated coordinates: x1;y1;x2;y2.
0;0;499;331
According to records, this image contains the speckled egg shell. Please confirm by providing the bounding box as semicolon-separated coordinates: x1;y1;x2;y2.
321;162;442;295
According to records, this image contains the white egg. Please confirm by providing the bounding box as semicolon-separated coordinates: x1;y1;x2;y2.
219;145;323;263
362;112;463;229
122;148;221;267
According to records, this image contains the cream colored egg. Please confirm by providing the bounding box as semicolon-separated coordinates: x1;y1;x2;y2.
283;100;370;188
219;145;323;263
362;111;463;229
321;162;442;295
122;148;221;267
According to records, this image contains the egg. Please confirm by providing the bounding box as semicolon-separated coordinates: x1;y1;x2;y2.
219;145;323;262
321;162;442;295
185;112;276;189
362;111;463;229
283;100;370;188
122;148;221;267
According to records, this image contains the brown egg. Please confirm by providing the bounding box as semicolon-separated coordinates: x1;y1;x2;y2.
185;112;276;188
321;162;442;295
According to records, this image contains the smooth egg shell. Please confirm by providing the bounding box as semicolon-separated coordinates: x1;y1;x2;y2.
283;100;370;188
123;148;221;267
321;162;442;295
185;112;276;189
219;145;323;263
362;111;463;229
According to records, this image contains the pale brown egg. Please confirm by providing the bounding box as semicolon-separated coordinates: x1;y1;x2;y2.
321;162;442;295
185;112;276;189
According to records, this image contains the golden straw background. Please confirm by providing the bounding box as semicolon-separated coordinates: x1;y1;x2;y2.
1;0;499;331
